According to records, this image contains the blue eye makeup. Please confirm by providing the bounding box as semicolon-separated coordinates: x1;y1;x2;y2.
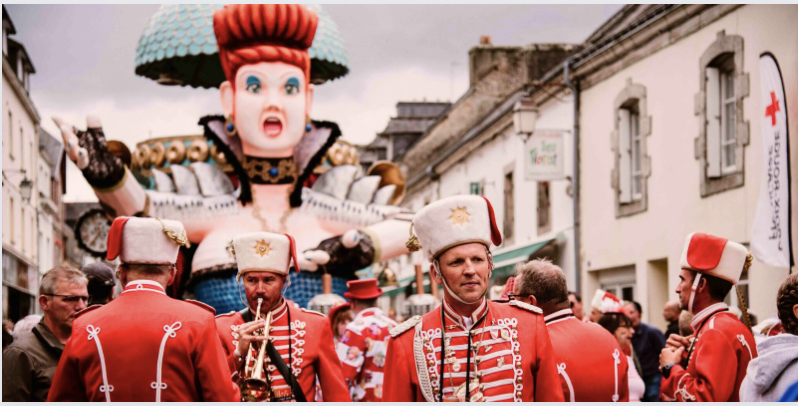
245;75;261;93
285;77;300;95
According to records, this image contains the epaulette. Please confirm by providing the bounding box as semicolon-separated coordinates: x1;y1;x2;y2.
300;308;326;318
75;305;103;319
185;299;216;316
509;300;543;314
390;315;422;338
215;310;237;319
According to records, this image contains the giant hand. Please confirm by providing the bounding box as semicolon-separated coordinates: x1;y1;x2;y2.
54;116;126;189
301;230;374;279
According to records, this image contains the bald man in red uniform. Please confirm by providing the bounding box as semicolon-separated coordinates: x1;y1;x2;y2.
47;217;238;402
513;259;629;401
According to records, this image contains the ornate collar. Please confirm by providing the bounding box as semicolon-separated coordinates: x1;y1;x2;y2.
122;280;166;295
243;155;297;185
443;298;488;329
690;302;728;331
544;308;574;325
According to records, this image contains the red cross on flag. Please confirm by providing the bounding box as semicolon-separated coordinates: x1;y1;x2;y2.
752;53;793;268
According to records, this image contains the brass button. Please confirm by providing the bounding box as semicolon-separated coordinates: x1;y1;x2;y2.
516;362;522;368
479;384;485;391
429;359;435;366
516;391;523;397
475;357;481;364
516;376;523;383
471;330;476;336
514;348;520;354
476;372;483;378
423;338;430;343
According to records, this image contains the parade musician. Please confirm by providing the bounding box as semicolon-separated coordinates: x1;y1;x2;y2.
659;232;758;401
47;217;238;402
382;195;564;402
215;231;350;401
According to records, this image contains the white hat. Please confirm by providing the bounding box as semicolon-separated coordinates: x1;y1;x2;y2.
232;232;299;279
591;289;623;313
679;232;749;284
107;217;188;265
408;195;502;260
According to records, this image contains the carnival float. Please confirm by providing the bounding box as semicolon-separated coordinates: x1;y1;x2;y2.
62;4;412;312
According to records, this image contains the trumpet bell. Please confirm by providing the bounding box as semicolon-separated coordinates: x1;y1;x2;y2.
241;378;271;402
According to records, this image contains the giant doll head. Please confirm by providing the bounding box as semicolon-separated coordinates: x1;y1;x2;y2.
214;4;318;158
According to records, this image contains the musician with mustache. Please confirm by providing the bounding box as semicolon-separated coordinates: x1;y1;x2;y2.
215;231;350;402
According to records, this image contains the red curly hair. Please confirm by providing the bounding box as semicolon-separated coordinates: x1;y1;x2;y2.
213;4;318;87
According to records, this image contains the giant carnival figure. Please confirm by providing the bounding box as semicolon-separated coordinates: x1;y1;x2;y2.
58;4;411;312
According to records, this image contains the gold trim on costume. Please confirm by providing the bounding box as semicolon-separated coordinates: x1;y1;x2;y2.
92;168;130;194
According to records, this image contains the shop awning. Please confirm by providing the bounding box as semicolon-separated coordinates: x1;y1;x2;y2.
491;238;555;280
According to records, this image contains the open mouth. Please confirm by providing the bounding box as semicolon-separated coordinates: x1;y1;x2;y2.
263;117;283;138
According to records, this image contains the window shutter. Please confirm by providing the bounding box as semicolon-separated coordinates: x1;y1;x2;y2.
618;109;632;203
706;67;721;178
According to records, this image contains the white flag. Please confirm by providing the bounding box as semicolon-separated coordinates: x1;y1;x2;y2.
752;53;793;268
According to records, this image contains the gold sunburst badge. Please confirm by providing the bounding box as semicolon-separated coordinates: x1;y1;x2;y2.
449;206;470;226
253;239;273;257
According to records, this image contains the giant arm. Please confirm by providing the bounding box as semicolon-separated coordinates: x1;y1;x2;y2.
57;116;411;277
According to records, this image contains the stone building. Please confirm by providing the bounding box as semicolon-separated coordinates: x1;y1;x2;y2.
3;5;42;321
574;5;797;329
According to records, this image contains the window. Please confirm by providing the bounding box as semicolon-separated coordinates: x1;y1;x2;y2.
537;181;551;234
612;79;651;217
376;147;387;161
695;31;748;197
469;180;483;196
21;207;26;253
503;172;514;247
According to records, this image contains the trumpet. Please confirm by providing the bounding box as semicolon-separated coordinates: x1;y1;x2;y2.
241;298;273;402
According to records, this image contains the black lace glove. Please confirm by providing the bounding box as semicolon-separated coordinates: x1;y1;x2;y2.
313;231;375;280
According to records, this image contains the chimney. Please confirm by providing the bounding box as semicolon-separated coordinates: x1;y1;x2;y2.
468;39;524;87
480;35;492;46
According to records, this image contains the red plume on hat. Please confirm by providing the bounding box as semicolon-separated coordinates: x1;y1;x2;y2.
285;234;300;273
106;217;131;261
481;196;502;247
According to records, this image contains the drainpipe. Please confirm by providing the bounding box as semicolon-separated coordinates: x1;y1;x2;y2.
563;59;581;295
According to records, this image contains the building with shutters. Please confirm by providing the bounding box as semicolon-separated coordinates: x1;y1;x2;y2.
574;5;797;329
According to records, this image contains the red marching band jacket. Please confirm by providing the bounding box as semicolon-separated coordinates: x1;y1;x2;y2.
382;299;564;402
544;308;630;402
47;280;239;402
215;299;351;402
337;307;398;401
660;303;757;402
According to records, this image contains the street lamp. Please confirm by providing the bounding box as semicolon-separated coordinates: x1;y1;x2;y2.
19;177;33;200
512;98;539;142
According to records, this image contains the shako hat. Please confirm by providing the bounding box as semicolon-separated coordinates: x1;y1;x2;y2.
107;217;188;265
680;232;750;284
407;195;502;260
232;232;300;279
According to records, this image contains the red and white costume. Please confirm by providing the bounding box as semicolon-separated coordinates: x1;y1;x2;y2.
383;195;564;402
660;232;758;401
215;301;350;402
216;231;350;402
338;307;397;400
48;218;238;402
544;308;630;402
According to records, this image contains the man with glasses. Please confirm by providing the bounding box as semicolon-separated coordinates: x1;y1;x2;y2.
2;266;88;401
513;259;629;401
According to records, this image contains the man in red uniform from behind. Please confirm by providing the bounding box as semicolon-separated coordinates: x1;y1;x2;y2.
513;259;630;402
47;217;238;402
382;195;563;402
659;232;758;401
214;231;350;402
336;279;397;400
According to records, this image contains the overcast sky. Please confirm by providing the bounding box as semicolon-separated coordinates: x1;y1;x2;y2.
5;4;622;202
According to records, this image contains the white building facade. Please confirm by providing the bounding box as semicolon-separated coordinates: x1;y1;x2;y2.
575;5;798;330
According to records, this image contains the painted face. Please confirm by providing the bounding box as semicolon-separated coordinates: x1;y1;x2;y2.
226;61;313;158
436;243;491;304
242;271;287;315
675;269;696;311
43;281;88;330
